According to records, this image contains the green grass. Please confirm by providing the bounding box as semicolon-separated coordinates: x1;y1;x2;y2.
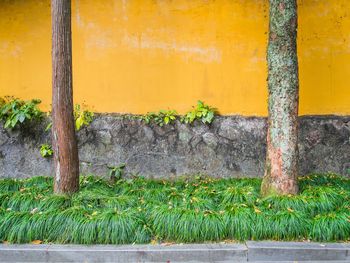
0;173;349;244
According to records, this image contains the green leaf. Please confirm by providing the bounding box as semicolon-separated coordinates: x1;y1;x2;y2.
11;117;18;128
206;111;214;123
1;104;12;115
164;116;170;124
40;144;53;158
18;114;25;123
4;119;11;128
45;122;52;132
75;116;84;131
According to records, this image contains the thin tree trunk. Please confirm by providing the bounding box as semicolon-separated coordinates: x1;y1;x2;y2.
51;0;79;194
261;0;299;196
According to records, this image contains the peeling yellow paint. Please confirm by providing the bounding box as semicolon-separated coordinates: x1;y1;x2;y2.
0;0;349;115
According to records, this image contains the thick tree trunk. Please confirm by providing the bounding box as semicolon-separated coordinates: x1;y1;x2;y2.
51;0;79;194
261;0;299;196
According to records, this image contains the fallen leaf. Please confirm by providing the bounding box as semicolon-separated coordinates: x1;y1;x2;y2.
150;239;158;245
30;208;38;214
31;240;42;245
162;242;175;246
254;208;262;213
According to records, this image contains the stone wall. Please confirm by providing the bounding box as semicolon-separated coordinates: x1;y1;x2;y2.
0;115;350;179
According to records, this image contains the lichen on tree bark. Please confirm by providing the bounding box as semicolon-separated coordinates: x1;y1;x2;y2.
261;0;299;196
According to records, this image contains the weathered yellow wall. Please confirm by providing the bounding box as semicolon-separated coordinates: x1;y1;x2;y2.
0;0;349;115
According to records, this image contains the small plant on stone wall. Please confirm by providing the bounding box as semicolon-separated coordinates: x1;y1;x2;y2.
0;96;43;129
181;100;217;124
107;163;126;183
45;122;52;132
44;104;94;132
40;144;53;158
140;110;178;126
74;104;94;131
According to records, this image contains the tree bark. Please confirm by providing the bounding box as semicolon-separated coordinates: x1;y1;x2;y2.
51;0;79;194
261;0;299;196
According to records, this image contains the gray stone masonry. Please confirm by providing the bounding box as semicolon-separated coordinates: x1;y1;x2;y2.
1;115;350;178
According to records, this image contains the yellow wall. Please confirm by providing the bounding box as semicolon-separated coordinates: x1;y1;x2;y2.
0;0;349;115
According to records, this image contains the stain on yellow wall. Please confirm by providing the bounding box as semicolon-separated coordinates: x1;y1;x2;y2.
0;0;349;115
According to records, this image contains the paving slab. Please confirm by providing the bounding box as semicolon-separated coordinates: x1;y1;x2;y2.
247;241;350;262
249;262;350;263
0;243;247;263
1;242;350;262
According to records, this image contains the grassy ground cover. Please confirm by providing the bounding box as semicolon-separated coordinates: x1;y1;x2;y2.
0;174;349;244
